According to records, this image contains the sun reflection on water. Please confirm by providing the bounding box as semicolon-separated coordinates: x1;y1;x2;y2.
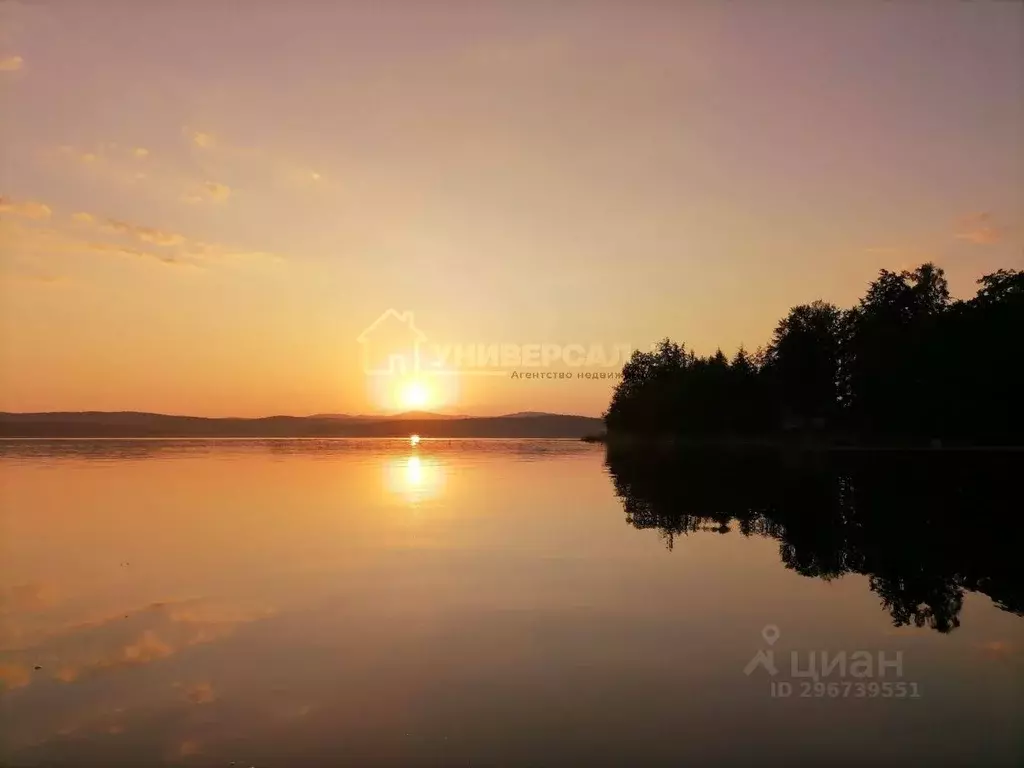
383;453;445;505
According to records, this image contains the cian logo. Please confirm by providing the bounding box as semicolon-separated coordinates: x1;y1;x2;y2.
744;624;781;676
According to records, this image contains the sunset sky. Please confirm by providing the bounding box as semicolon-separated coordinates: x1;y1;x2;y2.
1;1;1021;417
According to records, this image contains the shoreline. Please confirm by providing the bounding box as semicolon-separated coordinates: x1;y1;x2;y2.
581;433;1024;452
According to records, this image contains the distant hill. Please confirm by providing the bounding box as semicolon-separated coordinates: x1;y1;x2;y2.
305;411;470;420
0;411;603;438
387;411;471;420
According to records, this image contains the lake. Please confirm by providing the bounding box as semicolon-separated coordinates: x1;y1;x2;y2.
1;439;1021;767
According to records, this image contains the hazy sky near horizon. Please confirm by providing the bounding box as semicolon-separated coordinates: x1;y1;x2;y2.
1;1;1021;417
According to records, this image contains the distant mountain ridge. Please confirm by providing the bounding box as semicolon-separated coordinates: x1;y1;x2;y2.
0;411;603;438
305;411;471;420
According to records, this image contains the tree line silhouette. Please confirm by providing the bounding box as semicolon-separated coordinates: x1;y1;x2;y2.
605;447;1022;633
604;264;1023;444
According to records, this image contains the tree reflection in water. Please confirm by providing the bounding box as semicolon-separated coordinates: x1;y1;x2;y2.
605;447;1023;633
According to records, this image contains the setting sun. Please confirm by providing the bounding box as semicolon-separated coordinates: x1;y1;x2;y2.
367;374;457;414
399;380;430;410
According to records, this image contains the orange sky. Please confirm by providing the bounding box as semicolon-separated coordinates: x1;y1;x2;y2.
1;2;1021;417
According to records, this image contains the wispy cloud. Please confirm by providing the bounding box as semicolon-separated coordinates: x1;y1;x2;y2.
54;140;247;208
73;212;178;249
85;240;186;266
955;212;1001;245
70;210;284;266
0;598;275;690
0;54;23;71
203;181;231;200
182;126;325;189
177;680;216;705
190;131;215;149
0;195;52;219
101;218;187;247
183;180;232;204
57;145;100;164
2;217;194;271
56;127;328;212
51;144;156;191
57;143;150;165
71;212;190;251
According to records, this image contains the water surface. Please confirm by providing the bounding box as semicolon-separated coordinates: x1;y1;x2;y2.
1;439;1021;767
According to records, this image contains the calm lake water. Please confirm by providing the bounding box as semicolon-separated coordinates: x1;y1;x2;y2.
1;439;1021;767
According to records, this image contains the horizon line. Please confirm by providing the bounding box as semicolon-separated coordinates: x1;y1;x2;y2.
0;409;603;420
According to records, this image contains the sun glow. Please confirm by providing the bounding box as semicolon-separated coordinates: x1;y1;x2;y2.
399;380;430;410
367;374;459;414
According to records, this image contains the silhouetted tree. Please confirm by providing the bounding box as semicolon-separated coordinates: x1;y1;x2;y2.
762;300;844;430
938;269;1024;442
843;263;951;437
603;262;1021;446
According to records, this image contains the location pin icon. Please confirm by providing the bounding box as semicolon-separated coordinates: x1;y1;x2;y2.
762;624;781;646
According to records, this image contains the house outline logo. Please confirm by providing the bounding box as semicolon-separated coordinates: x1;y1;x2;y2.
356;309;428;376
